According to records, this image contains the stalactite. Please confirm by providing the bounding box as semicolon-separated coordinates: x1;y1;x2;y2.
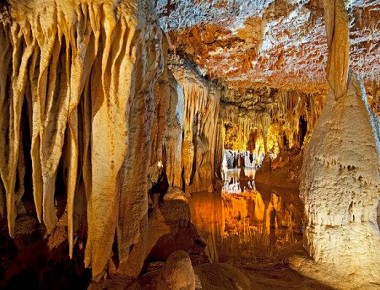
169;56;221;193
115;21;164;278
66;7;98;258
323;0;349;100
0;0;163;281
214;119;226;180
0;21;11;222
2;23;35;237
220;88;324;157
164;71;184;189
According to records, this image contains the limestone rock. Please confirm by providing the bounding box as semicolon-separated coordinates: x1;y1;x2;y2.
194;263;251;290
157;0;380;95
220;88;324;158
147;188;203;262
0;0;164;281
156;250;196;290
161;187;190;229
170;57;221;193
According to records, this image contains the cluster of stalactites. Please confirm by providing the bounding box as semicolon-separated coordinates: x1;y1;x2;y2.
220;88;324;157
0;0;163;281
167;54;221;192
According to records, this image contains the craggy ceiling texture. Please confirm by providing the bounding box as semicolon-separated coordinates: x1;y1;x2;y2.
156;0;380;95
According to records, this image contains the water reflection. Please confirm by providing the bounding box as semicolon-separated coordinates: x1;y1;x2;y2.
222;168;256;194
189;186;303;263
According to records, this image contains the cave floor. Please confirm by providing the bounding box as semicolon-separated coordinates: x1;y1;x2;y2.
187;183;333;290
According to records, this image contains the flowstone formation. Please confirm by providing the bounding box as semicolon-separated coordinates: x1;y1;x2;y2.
295;0;380;287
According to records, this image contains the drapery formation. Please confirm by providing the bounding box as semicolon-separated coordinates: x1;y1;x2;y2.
0;0;164;281
0;0;223;280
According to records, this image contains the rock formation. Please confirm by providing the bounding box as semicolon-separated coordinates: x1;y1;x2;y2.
194;263;251;290
157;0;380;95
297;0;380;287
156;250;195;290
0;0;165;281
169;56;221;193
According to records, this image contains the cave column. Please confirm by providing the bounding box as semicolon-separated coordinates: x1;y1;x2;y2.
298;0;380;285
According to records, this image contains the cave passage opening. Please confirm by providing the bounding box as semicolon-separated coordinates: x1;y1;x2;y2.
299;116;307;148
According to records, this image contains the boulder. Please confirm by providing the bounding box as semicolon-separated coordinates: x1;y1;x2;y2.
156;250;195;290
194;263;251;290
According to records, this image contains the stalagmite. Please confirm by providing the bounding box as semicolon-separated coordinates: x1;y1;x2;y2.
297;0;380;286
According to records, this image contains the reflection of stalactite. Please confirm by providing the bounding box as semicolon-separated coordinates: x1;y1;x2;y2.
254;191;265;223
0;0;163;281
192;190;303;259
188;192;224;263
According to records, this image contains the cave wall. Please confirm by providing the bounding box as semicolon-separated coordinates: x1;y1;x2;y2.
299;0;380;286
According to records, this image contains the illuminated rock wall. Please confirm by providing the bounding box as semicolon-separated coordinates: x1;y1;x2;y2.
0;1;223;281
157;0;380;94
169;56;221;193
220;88;324;157
300;0;380;286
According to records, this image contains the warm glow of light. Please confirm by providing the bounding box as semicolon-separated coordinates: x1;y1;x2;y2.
189;187;302;263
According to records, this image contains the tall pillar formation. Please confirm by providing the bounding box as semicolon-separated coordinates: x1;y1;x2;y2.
299;0;380;285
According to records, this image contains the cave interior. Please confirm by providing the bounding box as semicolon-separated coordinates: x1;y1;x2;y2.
0;0;380;289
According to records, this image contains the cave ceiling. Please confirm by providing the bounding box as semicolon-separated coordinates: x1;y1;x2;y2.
156;0;380;95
